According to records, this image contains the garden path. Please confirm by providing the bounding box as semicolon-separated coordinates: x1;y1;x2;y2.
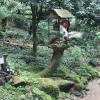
77;77;100;100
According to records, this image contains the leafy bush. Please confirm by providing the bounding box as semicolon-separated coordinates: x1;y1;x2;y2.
32;47;52;69
77;65;99;79
32;87;52;100
0;84;52;100
58;46;87;72
0;84;23;100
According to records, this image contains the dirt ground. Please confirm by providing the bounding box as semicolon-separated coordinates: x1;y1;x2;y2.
77;78;100;100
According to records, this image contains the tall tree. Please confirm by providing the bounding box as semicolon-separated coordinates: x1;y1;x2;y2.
18;0;56;56
64;0;100;30
0;0;24;32
39;42;69;77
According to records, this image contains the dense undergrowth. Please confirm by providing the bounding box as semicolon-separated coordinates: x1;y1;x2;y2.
0;28;100;100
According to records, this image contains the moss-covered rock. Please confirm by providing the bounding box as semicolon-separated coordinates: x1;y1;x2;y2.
56;80;74;92
29;78;59;98
12;76;26;86
38;78;59;98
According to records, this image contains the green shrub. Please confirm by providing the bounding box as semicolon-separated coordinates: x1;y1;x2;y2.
33;87;52;100
77;65;99;79
58;46;87;73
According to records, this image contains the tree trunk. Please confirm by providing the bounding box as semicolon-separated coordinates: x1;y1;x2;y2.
29;23;32;35
1;18;7;32
48;48;64;73
40;44;65;77
31;4;38;57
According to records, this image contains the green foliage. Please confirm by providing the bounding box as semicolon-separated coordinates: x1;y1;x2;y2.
33;47;52;69
0;0;26;28
93;32;100;56
32;87;52;100
95;32;100;40
59;46;87;71
11;14;28;29
0;6;10;19
0;84;23;100
0;84;52;100
78;65;99;79
63;64;98;84
0;0;100;99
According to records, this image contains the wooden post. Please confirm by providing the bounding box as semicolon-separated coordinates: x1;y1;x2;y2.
3;54;8;65
1;54;8;72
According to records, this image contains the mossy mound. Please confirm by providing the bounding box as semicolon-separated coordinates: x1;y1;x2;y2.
30;78;77;99
38;78;59;98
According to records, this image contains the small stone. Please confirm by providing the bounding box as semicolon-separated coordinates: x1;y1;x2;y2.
12;76;26;86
